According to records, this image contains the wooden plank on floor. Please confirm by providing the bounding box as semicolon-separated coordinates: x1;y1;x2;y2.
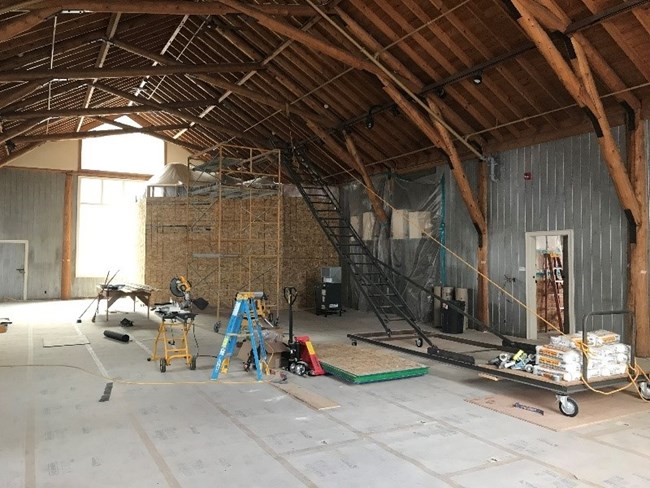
272;382;340;410
316;344;428;384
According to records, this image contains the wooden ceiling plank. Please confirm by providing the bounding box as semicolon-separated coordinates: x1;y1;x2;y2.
109;38;331;127
0;62;265;82
91;82;268;144
402;0;536;129
24;0;332;16
425;0;559;129
580;0;650;81
366;0;521;138
0;7;57;44
510;0;641;225
213;0;405;87
344;3;502;141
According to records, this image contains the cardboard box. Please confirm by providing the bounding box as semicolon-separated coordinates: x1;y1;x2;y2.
237;340;287;369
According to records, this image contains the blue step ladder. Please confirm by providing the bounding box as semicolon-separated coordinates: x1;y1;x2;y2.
210;292;270;381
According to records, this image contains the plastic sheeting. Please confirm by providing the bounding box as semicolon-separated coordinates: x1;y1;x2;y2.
340;172;443;322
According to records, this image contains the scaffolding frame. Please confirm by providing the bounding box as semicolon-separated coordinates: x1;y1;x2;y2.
186;144;283;324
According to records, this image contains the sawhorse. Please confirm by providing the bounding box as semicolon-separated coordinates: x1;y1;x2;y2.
211;292;269;381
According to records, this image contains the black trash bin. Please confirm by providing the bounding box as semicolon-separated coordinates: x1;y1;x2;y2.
441;300;465;334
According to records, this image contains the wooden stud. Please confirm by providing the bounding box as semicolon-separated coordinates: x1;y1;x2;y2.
477;159;489;326
60;173;73;300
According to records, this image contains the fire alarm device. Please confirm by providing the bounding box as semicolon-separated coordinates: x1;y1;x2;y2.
523;172;532;180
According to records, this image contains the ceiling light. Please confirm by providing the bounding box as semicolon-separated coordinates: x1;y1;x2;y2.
472;71;483;85
365;112;374;129
436;86;446;98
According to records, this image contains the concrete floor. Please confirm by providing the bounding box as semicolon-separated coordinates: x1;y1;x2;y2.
1;299;649;488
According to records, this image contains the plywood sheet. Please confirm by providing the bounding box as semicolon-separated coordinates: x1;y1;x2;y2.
467;388;650;431
317;344;428;383
272;382;339;410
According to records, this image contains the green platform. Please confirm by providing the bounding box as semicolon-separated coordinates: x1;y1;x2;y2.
320;361;429;384
316;344;429;384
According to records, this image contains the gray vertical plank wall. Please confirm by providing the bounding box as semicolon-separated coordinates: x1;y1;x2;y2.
0;168;65;299
484;127;628;336
442;161;480;318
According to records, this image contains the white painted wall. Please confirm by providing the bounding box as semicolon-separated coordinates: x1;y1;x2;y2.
165;142;192;165
8;140;79;170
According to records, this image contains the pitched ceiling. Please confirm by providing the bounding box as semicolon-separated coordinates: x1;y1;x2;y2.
1;0;649;180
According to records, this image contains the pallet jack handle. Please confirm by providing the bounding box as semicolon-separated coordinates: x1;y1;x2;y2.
284;287;297;343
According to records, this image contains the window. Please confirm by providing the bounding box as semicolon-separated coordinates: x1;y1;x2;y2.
76;177;145;280
80;116;164;175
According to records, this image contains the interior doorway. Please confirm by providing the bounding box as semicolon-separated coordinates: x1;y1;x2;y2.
0;240;28;300
525;230;575;340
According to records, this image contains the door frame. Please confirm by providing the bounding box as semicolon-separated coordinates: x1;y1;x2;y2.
524;230;574;340
0;240;28;300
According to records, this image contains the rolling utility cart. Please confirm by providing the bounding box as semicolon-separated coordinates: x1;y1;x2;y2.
349;310;650;417
315;266;343;316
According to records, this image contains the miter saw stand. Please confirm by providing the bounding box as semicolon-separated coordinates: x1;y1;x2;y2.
148;276;207;373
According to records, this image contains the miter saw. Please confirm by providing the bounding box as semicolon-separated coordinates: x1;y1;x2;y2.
148;277;209;373
152;276;208;321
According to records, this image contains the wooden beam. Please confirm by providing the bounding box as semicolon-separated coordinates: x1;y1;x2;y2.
627;109;649;357
30;0;332;16
61;173;72;300
385;83;487;235
0;63;264;82
0;142;42;168
342;132;388;225
214;0;411;88
91;83;268;145
92;116;203;152
477;159;489;326
519;0;568;31
14;124;189;142
510;0;641;224
0;119;44;145
0;8;57;44
109;38;331;126
0;81;45;108
0;99;223;120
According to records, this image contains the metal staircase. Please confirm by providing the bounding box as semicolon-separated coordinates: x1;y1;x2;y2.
282;147;433;346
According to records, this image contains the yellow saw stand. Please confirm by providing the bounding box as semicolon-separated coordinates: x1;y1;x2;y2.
149;310;196;373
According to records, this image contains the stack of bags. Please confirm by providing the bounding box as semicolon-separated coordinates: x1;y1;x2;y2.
533;330;630;382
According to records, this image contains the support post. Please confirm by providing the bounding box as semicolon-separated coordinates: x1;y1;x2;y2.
627;111;649;357
61;173;73;300
477;160;489;326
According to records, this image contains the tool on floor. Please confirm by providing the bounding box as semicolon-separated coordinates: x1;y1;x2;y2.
148;276;207;373
211;292;269;381
76;270;118;323
513;402;544;415
120;318;134;327
283;287;325;377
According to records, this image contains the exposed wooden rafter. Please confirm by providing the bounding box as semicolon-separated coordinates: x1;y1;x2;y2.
0;63;264;82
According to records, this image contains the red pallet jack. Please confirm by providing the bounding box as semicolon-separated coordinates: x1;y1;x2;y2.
283;287;325;376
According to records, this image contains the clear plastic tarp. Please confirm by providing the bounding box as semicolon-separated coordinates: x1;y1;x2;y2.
340;172;443;322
